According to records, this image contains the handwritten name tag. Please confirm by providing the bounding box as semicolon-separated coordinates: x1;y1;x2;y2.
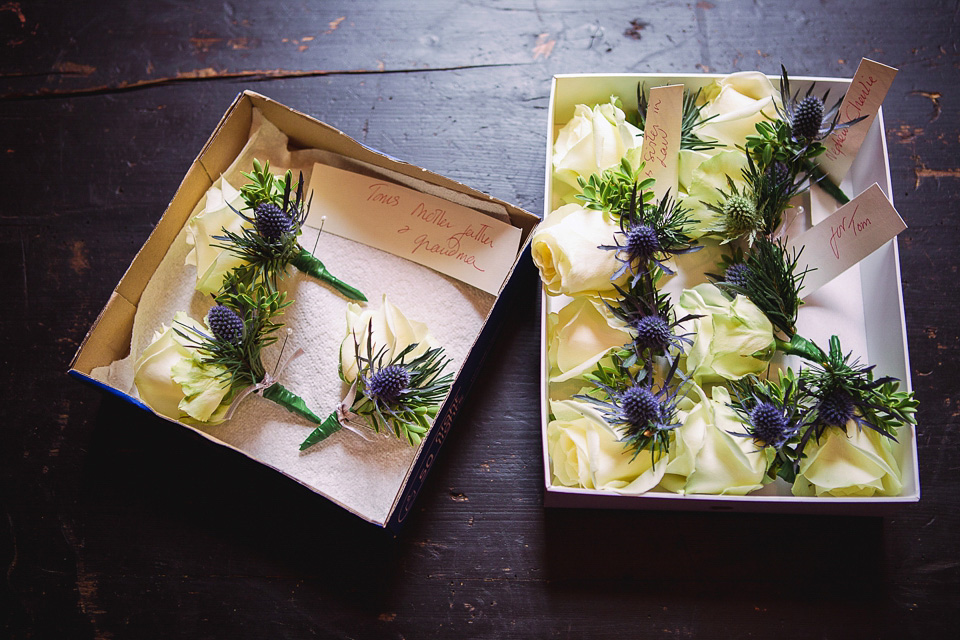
818;58;897;183
305;164;523;295
639;84;684;202
791;183;906;297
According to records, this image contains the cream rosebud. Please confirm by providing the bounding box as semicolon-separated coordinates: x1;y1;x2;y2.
553;98;644;192
793;421;903;497
697;71;778;149
677;283;775;383
133;312;232;423
547;399;666;494
547;297;632;383
662;385;773;495
532;204;626;297
340;295;438;384
184;179;251;295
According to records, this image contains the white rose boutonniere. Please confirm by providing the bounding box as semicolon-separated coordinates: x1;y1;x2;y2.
532;204;626;297
553;98;644;194
185;180;250;295
547;297;632;383
697;71;778;149
547;399;667;494
677;283;775;384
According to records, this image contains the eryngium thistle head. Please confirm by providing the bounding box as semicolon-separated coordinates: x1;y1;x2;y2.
208;304;244;345
749;401;791;448
792;96;825;141
254;202;293;242
625;224;662;262
632;315;671;351
724;262;751;288
367;365;411;404
723;195;758;232
818;389;855;427
620;385;663;427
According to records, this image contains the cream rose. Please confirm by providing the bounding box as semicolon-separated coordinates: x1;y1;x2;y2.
678;150;750;239
677;283;775;383
697;71;778;149
547;399;666;494
662;385;772;495
184;179;251;295
547;297;632;383
792;422;903;497
340;295;438;383
133;312;233;423
532;204;626;297
553;98;644;193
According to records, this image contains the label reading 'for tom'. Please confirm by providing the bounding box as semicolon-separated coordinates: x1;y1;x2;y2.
306;163;522;295
791;182;906;297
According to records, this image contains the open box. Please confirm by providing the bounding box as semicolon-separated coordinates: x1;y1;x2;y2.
69;90;539;531
540;73;919;514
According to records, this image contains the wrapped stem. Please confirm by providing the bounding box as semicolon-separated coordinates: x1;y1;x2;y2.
299;412;343;450
806;162;849;205
291;247;367;301
261;382;326;424
774;333;826;363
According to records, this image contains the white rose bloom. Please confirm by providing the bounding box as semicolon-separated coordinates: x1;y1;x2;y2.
553;98;644;192
697;71;778;149
547;297;632;383
677;283;775;384
547;399;666;494
793;422;903;497
184;179;251;295
532;204;626;297
340;295;438;384
133;312;232;424
662;385;772;495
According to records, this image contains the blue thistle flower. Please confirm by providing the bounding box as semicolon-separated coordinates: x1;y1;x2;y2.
724;262;752;289
366;364;411;405
207;304;244;346
254;202;294;242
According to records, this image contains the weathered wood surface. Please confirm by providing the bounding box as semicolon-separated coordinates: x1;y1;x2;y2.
2;1;958;637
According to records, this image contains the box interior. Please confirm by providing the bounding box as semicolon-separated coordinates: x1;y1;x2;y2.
71;91;539;528
540;74;919;510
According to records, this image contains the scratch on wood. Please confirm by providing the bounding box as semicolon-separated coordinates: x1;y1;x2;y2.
913;157;960;188
2;62;524;100
893;124;924;143
450;490;468;502
378;613;397;622
55;61;96;76
0;2;25;24
326;16;346;34
69;240;90;274
532;33;555;60
228;37;254;50
908;90;942;122
190;35;223;54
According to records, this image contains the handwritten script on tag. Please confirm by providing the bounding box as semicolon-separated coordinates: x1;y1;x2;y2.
639;84;684;202
818;58;897;183
305;164;522;295
791;183;906;297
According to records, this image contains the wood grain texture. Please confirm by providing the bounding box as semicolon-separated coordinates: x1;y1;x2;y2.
2;1;958;638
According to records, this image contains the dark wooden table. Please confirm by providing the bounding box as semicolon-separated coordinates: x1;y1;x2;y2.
3;1;958;637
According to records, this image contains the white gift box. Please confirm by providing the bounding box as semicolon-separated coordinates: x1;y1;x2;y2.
540;74;919;514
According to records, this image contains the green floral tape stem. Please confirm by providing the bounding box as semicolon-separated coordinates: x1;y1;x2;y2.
262;382;326;424
774;334;827;363
299;412;344;450
291;247;367;301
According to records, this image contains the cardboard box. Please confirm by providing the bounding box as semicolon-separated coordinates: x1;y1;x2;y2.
69;91;539;531
540;74;919;514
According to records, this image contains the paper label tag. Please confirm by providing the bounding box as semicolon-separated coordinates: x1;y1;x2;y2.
791;183;906;297
818;58;898;182
305;164;522;295
639;84;684;202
